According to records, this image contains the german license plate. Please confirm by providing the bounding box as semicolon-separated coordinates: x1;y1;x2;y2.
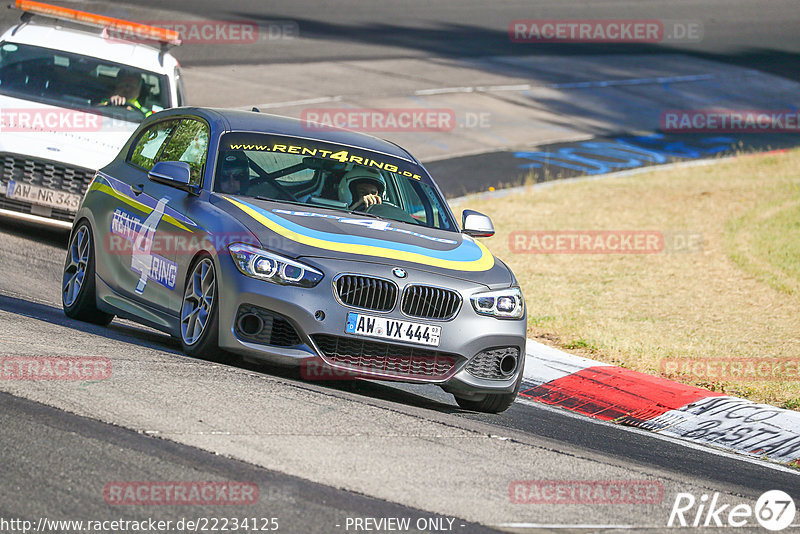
7;180;81;212
345;312;441;347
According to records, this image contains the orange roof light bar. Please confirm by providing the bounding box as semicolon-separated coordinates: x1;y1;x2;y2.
15;0;182;45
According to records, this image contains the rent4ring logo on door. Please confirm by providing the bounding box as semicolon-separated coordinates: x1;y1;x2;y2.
111;202;178;293
668;490;796;531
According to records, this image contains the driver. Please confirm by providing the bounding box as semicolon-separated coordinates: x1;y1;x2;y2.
337;168;386;210
98;72;152;116
217;152;250;195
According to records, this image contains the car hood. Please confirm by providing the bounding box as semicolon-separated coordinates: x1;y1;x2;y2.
213;194;514;286
0;94;137;170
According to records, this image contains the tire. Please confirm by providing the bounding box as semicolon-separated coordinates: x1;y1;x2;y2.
179;255;231;363
454;372;523;414
62;222;114;326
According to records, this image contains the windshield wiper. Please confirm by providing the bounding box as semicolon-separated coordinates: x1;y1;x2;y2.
253;196;387;220
254;197;310;208
341;209;386;220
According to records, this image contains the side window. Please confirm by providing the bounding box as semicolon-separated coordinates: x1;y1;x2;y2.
157;119;209;186
418;181;450;229
128;120;180;170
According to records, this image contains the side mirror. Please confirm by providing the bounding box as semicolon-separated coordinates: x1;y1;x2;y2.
148;161;197;193
462;209;495;238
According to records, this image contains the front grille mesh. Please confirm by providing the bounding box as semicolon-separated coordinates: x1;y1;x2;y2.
235;305;302;347
401;285;461;320
335;275;397;312
466;347;520;380
1;154;95;195
312;334;458;380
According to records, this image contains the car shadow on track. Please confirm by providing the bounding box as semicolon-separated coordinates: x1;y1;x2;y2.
0;293;467;414
0;293;183;354
237;357;465;414
0;218;71;248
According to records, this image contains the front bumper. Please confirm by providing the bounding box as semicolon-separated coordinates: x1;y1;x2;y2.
215;254;527;395
0;152;95;224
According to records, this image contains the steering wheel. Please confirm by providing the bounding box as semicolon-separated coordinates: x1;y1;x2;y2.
364;202;418;224
115;104;147;118
365;201;397;212
96;102;147;120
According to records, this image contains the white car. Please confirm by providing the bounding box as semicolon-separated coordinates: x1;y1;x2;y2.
0;0;185;227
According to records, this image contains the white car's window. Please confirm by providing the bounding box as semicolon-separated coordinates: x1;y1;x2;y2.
0;41;169;122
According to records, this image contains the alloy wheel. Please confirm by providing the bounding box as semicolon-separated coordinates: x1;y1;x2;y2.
181;258;216;345
63;226;90;307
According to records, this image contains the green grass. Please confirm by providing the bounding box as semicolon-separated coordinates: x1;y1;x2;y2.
725;183;800;295
564;338;599;352
455;148;800;407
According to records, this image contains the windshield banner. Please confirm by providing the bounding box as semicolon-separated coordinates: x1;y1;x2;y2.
222;133;430;183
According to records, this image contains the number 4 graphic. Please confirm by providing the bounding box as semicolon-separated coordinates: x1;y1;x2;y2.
132;197;169;294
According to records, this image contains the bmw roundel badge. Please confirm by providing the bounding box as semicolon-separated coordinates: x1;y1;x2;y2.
392;267;407;278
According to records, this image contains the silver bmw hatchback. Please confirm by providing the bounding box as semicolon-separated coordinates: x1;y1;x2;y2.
62;108;526;413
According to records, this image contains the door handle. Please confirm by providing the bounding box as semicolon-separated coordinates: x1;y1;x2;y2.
131;183;144;196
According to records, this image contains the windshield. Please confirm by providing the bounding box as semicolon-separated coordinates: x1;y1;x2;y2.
0;41;169;122
214;133;457;231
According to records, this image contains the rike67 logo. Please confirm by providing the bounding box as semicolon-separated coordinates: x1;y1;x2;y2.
668;490;796;531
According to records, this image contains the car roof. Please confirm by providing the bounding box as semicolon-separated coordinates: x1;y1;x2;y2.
0;23;177;73
183;108;419;164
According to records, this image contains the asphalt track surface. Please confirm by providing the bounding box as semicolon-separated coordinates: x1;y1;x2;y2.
1;218;799;531
2;0;800;531
428;132;800;198
3;1;798;78
5;0;794;198
0;391;496;533
93;0;800;83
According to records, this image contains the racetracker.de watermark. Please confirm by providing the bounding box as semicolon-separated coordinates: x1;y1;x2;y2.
0;108;103;133
661;110;800;133
509;20;703;43
300;359;361;381
509;230;703;254
105;20;298;44
661;358;800;382
103;228;262;258
299;356;455;381
103;482;258;506
301;108;462;132
510;480;664;504
0;356;111;381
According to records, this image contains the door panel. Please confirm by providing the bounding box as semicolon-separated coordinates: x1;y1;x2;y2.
151;118;211;314
101;119;182;311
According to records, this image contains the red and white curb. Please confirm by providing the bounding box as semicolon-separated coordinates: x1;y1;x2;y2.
521;340;800;466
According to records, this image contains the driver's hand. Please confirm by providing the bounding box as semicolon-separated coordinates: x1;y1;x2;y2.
108;95;126;106
362;194;382;208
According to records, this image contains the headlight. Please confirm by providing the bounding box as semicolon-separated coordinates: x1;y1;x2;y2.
470;287;525;319
228;243;323;287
